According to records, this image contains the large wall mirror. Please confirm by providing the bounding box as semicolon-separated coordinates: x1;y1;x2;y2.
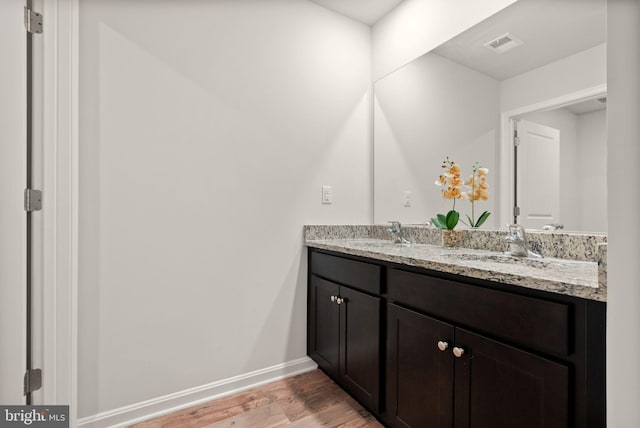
373;0;607;233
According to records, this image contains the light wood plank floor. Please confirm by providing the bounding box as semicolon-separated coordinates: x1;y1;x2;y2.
131;370;384;428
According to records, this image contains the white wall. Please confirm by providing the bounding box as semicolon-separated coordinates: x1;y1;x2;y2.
500;43;606;112
77;0;371;419
607;0;640;425
374;53;498;225
577;109;607;232
371;0;518;80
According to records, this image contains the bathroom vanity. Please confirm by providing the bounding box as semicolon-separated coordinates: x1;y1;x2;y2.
306;226;606;428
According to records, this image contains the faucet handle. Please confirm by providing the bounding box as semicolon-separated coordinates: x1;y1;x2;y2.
506;224;526;245
507;224;525;236
388;221;401;232
542;223;564;230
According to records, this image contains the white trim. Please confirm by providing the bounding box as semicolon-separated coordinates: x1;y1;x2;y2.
0;0;28;403
41;0;79;424
77;357;318;428
498;84;607;227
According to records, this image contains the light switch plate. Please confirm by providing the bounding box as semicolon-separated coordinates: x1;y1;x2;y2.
322;186;332;204
403;190;412;207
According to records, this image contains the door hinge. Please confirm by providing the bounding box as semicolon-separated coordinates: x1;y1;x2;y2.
24;368;42;395
24;189;42;212
513;206;521;217
24;6;43;34
514;136;520;147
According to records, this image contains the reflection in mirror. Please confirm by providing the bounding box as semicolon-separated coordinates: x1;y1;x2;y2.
514;98;607;232
373;0;606;233
374;49;500;227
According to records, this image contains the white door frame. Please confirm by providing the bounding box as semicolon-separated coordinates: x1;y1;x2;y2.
40;0;79;424
498;84;607;227
0;0;28;405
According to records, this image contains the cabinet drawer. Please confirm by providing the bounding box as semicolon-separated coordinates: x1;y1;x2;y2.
311;252;381;295
387;269;571;356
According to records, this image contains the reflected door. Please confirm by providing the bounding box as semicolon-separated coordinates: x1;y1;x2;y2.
516;120;560;229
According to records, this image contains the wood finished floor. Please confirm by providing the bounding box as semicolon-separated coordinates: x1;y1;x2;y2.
131;369;384;428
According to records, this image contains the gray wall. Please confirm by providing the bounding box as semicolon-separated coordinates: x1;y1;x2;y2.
78;0;371;417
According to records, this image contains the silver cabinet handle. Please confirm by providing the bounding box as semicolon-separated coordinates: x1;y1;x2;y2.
453;347;465;358
329;295;345;304
437;341;449;352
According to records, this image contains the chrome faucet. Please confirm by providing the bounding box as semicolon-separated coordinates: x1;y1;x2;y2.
506;224;541;258
388;221;410;245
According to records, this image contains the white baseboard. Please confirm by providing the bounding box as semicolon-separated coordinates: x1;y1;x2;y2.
77;357;318;428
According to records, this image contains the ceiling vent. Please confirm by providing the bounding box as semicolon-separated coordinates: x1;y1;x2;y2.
597;97;607;104
483;33;524;54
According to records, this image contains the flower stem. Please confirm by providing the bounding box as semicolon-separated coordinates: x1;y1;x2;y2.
472;193;475;227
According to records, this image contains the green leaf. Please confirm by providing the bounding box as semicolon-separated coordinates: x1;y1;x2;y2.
437;214;447;226
431;217;445;229
474;211;491;228
466;215;474;227
445;210;459;230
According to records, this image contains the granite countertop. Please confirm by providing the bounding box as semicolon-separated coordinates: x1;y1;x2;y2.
306;237;606;302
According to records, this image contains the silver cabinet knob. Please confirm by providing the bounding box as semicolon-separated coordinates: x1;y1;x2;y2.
437;341;449;352
453;347;465;358
330;295;336;302
336;297;344;305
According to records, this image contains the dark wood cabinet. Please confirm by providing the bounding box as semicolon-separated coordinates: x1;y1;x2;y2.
339;285;382;411
307;248;606;428
308;275;340;380
453;328;568;428
386;304;454;428
386;302;570;428
308;266;382;412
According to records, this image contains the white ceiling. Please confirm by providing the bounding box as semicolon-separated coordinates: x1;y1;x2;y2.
433;0;606;80
309;0;404;26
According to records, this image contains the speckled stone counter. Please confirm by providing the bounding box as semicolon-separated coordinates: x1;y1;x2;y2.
304;225;607;302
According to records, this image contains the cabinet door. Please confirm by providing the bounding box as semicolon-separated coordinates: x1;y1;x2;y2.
308;275;340;380
453;328;569;428
387;304;455;428
339;286;382;413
